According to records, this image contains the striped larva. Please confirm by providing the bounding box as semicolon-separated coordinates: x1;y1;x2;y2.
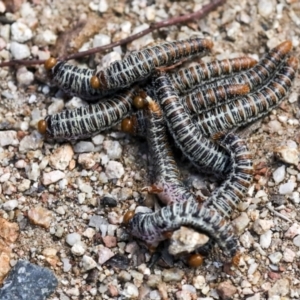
203;133;253;217
142;96;197;205
90;38;214;91
186;40;292;95
124;131;252;256
38;86;139;140
170;56;257;94
195;56;298;136
153;72;232;174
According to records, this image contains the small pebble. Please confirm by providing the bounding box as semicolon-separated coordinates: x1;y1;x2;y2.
258;0;275;18
71;242;86;256
122;282;139;299
260;230;272;249
272;165;285;184
42;170;65;185
73;141;95;153
293;235;300;247
66;233;81;246
274;146;299;166
268;252;282;264
11;21;33;42
103;140;122;159
0;131;19;147
105;161;124;179
27;206;52;229
279;181;296;195
232;212;250;234
10;41;30;59
282;247;295;262
81;255;97;272
49;144;74;170
162;268;184;282
2;199;18;211
98;246;114;265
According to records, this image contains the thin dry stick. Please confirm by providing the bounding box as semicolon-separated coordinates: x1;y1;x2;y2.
0;0;226;68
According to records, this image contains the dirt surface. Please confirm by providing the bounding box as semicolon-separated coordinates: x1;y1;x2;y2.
0;0;300;299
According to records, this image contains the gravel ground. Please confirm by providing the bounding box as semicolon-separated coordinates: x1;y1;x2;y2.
0;0;300;299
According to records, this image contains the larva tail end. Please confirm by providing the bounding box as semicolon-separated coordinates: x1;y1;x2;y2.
44;57;57;70
188;253;204;268
275;40;293;55
287;56;299;69
123;210;135;225
141;184;164;194
38;119;47;134
90;75;101;89
232;84;250;95
204;38;214;50
211;131;227;141
246;56;258;67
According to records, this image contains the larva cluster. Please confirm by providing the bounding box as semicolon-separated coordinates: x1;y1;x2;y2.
38;39;297;262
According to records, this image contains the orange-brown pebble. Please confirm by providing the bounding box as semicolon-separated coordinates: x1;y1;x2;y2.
133;95;145;109
38;120;47;134
121;118;134;134
123;211;135;225
188;254;204;268
232;252;242;267
90;75;100;89
44;57;57;70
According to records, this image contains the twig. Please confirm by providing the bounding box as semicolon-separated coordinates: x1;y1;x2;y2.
0;0;226;68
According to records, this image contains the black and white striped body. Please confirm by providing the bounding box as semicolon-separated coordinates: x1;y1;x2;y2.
51;62;112;101
196;57;298;136
154;72;231;174
43;86;139;140
94;38;213;91
188;41;292;95
170;56;257;94
128;132;253;256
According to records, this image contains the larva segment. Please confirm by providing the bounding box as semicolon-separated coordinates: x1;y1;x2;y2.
143;97;195;205
196;56;298;136
170;56;257;94
183;83;250;114
49;61;113;101
127;197;238;257
190;40;293;94
204;133;253;217
40;86;139;140
153;72;231;174
93;38;213;91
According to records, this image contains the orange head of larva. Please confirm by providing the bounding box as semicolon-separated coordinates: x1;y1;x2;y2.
187;253;204;268
90;75;100;89
44;57;57;71
123;210;135;225
133;95;145;109
38;119;47;135
121;117;134;134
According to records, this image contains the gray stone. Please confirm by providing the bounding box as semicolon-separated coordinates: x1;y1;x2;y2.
0;260;57;300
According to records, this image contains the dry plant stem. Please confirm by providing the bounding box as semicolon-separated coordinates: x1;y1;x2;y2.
0;0;226;68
